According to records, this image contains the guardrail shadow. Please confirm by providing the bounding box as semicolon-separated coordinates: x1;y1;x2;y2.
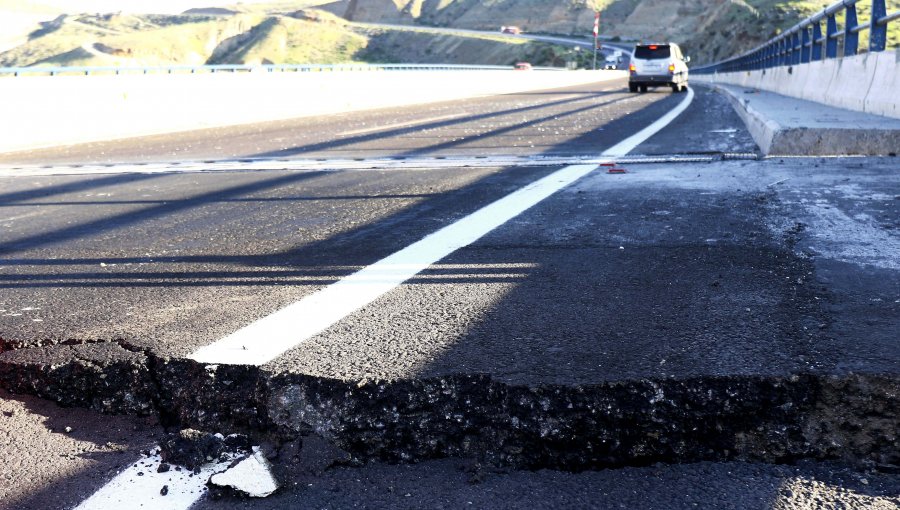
0;88;687;292
0;172;163;205
251;89;623;159
0;388;161;510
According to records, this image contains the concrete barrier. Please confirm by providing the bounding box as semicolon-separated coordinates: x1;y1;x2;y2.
866;52;900;119
827;53;877;113
799;60;839;106
695;48;900;120
0;70;625;153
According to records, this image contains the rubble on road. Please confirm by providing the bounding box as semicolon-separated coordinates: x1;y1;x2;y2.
159;428;252;471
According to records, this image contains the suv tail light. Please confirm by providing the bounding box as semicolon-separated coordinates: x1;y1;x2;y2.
668;63;676;74
629;63;636;73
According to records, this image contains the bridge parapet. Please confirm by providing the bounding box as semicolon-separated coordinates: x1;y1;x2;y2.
694;0;900;120
695;0;899;74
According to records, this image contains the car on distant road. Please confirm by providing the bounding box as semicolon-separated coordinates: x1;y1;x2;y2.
500;26;523;34
514;62;533;71
603;55;622;70
628;42;689;93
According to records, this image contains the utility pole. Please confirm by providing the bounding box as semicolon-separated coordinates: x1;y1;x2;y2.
592;12;599;69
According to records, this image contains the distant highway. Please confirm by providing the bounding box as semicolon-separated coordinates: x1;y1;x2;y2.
356;22;634;65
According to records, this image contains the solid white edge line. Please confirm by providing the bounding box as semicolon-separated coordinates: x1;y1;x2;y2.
602;87;694;157
189;88;694;366
189;163;598;365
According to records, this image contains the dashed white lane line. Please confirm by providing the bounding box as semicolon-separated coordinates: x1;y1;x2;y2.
75;452;238;510
189;88;694;366
337;113;468;136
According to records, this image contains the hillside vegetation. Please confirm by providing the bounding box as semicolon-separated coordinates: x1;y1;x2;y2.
0;5;571;68
320;0;900;63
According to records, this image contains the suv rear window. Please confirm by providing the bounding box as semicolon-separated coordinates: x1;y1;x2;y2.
634;45;671;60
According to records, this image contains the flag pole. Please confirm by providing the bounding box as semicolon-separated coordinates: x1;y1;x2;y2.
592;11;600;70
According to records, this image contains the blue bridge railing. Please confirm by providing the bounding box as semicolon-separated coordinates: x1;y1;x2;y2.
694;0;900;74
0;63;563;77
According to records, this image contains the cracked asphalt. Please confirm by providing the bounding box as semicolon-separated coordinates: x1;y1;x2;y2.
1;79;898;508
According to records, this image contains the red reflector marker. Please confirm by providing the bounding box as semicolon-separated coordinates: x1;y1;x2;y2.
607;167;627;174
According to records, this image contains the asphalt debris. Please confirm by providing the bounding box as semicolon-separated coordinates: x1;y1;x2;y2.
159;429;249;471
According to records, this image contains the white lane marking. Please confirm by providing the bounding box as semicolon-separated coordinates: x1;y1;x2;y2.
190;163;597;365
190;90;694;366
76;452;238;510
337;113;468;136
601;87;694;157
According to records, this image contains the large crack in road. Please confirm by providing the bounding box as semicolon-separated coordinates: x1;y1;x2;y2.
2;339;898;472
2;156;899;478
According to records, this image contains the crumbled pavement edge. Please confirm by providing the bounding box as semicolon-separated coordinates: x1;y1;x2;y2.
0;343;897;472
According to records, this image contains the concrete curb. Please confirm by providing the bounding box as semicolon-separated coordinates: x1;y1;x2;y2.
705;83;779;155
700;82;900;156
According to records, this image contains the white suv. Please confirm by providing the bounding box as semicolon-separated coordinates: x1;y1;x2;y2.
628;43;689;93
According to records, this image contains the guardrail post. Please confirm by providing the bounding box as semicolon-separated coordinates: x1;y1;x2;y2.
792;31;802;64
870;0;888;51
844;3;859;56
812;22;823;60
801;27;811;63
826;13;839;58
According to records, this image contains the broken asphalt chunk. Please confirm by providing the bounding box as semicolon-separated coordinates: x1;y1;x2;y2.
208;447;279;498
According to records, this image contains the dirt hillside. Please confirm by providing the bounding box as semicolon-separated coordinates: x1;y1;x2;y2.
3;0;897;67
0;7;572;68
317;0;900;63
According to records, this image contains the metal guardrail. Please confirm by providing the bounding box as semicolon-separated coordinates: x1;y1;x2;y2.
694;0;899;74
0;63;564;77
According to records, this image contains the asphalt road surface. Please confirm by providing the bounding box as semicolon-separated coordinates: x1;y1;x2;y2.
1;78;898;509
0;81;751;166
